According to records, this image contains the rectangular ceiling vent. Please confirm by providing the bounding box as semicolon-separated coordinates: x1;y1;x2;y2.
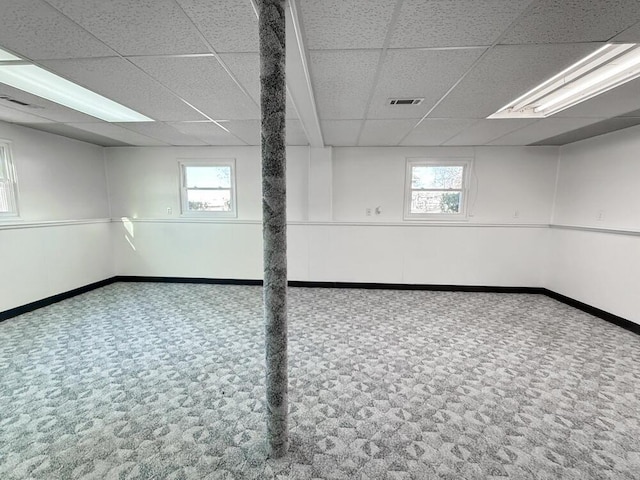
389;98;424;106
0;94;42;108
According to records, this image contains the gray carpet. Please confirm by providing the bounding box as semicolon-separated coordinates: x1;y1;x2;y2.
1;283;639;479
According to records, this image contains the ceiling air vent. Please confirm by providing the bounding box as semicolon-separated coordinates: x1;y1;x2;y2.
0;94;43;108
389;98;424;106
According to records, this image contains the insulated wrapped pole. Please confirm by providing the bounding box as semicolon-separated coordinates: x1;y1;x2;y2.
258;0;288;458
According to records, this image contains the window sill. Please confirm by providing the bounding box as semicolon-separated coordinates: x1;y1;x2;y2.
180;212;238;219
403;215;469;222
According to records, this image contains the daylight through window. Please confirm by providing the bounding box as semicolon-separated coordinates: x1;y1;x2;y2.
0;141;18;217
405;159;470;218
180;160;236;216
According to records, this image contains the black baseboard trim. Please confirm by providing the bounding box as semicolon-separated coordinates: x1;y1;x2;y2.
114;275;544;294
2;276;637;336
543;289;639;335
115;276;544;294
288;280;545;294
0;277;116;322
113;275;263;286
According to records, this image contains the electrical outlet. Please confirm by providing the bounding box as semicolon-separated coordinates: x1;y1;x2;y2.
513;209;520;218
365;208;372;216
167;207;172;215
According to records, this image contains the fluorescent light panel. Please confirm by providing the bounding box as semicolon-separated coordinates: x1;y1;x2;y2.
0;49;21;62
0;47;152;122
489;44;640;119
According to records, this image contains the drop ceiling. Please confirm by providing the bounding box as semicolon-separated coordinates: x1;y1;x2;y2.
0;0;639;147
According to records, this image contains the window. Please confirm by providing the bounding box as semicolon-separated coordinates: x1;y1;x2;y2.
0;141;18;217
404;158;471;219
179;160;236;217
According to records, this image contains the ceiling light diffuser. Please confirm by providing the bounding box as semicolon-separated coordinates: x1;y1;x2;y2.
0;49;21;62
488;43;640;119
0;47;152;122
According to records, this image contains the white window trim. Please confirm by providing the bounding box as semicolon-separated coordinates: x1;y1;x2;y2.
403;157;472;221
0;139;19;219
178;159;237;218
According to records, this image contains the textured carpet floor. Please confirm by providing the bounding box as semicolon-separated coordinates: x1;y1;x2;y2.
0;283;639;479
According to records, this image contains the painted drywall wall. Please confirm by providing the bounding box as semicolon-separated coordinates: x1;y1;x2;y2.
107;145;557;287
547;228;639;323
1;221;111;311
293;223;548;286
332;146;558;223
0;122;112;312
547;125;640;323
106;146;309;221
107;145;308;280
1;123;109;221
3;118;636;322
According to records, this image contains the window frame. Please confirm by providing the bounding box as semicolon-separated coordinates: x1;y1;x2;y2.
178;159;237;218
403;157;472;221
0;140;19;219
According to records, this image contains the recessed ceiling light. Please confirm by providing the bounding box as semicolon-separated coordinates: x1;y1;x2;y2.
0;47;153;122
488;43;640;119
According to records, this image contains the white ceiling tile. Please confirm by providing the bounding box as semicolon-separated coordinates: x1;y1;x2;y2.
400;119;477;146
218;53;298;119
620;108;640;117
223;119;308;146
443;119;537;145
218;54;259;100
367;48;484;119
531;117;640;145
43;0;208;56
430;43;600;119
130;56;259;120
554;77;640;118
0;104;53;124
67;123;169;146
175;0;258;53
285;95;300;120
113;122;207;146
168;121;247;145
321;120;362;146
359;119;417;146
488;118;603;145
309;50;381;120
286;119;309;146
0;0;114;60
501;0;640;44
390;0;532;49
20;123;129;146
40;57;207;122
299;0;396;50
225;120;260;145
0;84;104;122
613;20;640;42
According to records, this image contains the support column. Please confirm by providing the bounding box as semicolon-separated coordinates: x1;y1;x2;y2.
259;0;288;458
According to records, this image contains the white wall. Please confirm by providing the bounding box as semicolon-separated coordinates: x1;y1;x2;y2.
0;122;112;312
106;146;309;221
291;224;548;286
332;146;557;224
324;146;556;286
547;125;640;323
107;145;558;287
107;146;307;279
4;119;638;324
2;123;109;222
